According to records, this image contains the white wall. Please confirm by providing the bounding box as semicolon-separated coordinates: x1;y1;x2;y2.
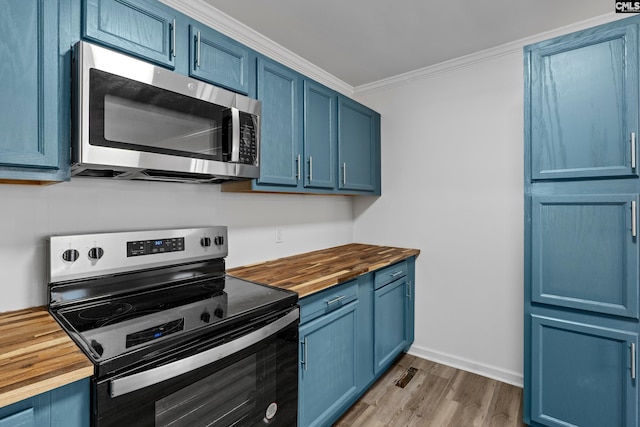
0;179;353;312
353;52;525;386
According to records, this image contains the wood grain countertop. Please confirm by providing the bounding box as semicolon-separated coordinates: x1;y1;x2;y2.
228;243;420;298
0;307;93;408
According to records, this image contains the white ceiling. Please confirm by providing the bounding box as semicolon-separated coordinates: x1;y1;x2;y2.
199;0;612;87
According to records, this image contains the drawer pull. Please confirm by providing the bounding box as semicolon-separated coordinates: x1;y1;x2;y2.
390;271;404;278
326;295;346;306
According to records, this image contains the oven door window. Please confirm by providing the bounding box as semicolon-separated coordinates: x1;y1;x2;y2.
88;69;230;161
156;353;263;426
94;319;298;427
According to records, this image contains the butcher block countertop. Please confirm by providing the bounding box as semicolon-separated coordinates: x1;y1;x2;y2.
0;307;93;408
228;243;420;298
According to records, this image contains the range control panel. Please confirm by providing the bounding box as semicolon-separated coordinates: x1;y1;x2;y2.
127;237;185;257
49;226;228;283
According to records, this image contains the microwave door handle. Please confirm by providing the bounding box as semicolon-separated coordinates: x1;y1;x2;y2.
230;108;240;163
109;308;299;398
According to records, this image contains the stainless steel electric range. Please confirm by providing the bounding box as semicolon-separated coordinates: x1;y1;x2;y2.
47;227;299;427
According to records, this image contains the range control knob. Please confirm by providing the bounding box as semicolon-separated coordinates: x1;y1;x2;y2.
200;237;212;247
90;339;104;356
88;247;104;260
200;311;211;323
214;308;224;319
62;249;80;262
214;235;224;246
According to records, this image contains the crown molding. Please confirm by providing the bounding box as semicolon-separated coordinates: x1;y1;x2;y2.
159;0;355;97
354;12;626;97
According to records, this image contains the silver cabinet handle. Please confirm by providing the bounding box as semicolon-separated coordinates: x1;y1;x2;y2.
632;132;637;169
170;19;176;58
633;200;637;238
326;295;346;306
390;271;403;278
296;154;301;181
342;162;347;184
407;280;412;299
195;31;201;68
632;342;636;380
301;337;308;371
110;308;299;397
309;156;313;182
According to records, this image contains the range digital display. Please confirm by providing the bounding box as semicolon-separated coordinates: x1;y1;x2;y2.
127;237;184;257
125;318;184;348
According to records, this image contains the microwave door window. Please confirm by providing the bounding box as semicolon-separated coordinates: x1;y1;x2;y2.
103;95;220;156
89;69;225;161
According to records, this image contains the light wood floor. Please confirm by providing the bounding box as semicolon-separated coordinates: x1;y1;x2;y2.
334;353;525;427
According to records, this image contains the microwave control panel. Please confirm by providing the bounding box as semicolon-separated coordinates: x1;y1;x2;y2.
238;112;258;165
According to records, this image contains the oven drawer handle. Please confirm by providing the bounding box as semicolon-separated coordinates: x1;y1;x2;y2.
109;308;299;398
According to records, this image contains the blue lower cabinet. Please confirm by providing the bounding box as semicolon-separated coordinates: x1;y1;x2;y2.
373;276;408;375
530;315;638;427
299;300;359;427
298;258;416;426
0;379;89;427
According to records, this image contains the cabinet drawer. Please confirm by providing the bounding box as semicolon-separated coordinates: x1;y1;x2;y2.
374;261;407;290
300;280;358;324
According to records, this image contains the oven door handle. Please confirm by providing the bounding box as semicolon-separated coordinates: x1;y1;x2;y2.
109;307;299;398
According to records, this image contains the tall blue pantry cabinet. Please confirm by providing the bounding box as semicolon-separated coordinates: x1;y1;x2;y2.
524;16;640;427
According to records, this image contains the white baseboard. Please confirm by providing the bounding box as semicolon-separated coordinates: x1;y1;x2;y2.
407;344;523;388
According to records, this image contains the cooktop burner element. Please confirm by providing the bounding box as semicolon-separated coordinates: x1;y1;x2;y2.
78;302;134;322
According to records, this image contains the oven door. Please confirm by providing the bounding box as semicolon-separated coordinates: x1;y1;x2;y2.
93;308;299;427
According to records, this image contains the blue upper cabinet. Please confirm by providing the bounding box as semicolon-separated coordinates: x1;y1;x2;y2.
527;21;639;181
338;97;381;194
531;194;639;318
304;81;336;189
0;0;69;182
83;0;177;68
256;57;302;187
189;24;249;94
530;315;637;427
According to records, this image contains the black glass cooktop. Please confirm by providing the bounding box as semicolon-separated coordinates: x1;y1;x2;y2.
52;274;297;362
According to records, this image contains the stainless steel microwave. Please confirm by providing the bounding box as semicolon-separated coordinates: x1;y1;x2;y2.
71;41;260;183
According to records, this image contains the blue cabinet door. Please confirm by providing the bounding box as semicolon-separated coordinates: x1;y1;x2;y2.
256;58;302;187
189;25;249;94
0;0;68;182
338;97;380;193
531;194;639;318
83;0;176;67
531;315;638;427
50;378;90;427
529;21;639;180
299;301;358;427
304;81;336;189
373;277;408;374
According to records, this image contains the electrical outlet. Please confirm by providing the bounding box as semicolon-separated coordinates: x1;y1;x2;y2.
275;227;283;243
